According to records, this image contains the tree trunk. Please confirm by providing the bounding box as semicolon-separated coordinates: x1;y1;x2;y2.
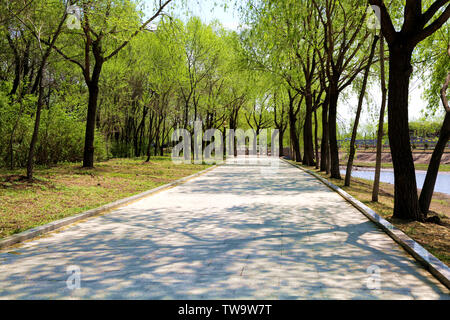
82;61;103;168
134;105;146;157
388;46;422;221
327;137;331;173
279;129;284;157
26;71;45;179
273;93;285;157
314;109;320;169
302;89;315;166
8;98;25;170
345;35;379;186
10;56;21;96
328;83;340;179
419;112;450;214
145;111;154;162
83;82;100;167
419;113;450;214
289;103;301;162
320;93;329;173
136;106;148;157
154;115;161;157
372;34;387;202
159;117;166;157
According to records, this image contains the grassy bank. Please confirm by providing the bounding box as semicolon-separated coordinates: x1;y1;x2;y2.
0;157;210;239
296;163;450;267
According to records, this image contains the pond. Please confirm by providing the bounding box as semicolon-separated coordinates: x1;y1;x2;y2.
340;168;450;195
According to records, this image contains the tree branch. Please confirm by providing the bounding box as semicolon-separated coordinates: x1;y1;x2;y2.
442;46;450;113
104;0;173;62
442;70;450;112
413;3;450;45
422;0;450;24
402;0;422;33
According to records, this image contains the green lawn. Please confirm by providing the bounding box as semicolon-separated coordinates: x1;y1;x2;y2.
0;157;210;239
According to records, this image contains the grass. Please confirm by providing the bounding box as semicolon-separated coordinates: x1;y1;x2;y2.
350;161;450;172
291;162;450;267
0;157;210;239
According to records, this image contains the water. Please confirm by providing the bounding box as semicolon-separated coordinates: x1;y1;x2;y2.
340;168;450;195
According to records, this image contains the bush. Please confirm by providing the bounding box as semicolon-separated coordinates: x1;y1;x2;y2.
35;104;109;165
0;96;109;168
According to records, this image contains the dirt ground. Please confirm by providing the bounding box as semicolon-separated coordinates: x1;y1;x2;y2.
350;178;450;266
343;151;450;164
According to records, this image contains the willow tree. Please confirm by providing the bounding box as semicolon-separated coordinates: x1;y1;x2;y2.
239;0;316;163
25;0;70;179
369;0;450;221
417;24;450;215
420;48;450;216
49;0;173;168
312;0;372;179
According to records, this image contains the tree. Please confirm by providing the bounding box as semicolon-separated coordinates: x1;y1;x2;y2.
313;0;372;179
273;89;288;156
239;0;313;163
372;31;388;202
344;35;379;186
419;45;450;215
26;1;69;179
50;0;173;168
369;0;450;220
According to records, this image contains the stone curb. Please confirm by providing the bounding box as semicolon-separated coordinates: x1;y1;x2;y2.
0;164;218;250
282;158;450;290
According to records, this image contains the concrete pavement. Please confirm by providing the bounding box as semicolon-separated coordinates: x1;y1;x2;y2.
0;157;448;299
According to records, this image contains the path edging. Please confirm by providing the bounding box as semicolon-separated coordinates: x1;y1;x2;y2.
0;165;217;250
282;158;450;290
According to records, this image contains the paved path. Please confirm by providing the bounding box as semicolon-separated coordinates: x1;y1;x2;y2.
0;157;448;299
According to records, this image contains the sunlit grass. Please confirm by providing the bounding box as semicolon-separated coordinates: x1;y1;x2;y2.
0;157;210;239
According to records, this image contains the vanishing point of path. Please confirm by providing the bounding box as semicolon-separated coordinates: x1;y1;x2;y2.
0;157;449;299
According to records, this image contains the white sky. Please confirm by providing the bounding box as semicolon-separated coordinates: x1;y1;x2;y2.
164;0;242;29
339;75;428;134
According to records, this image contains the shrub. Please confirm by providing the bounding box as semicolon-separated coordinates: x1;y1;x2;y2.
0;98;109;168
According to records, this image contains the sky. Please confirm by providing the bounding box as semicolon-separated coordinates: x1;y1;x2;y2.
340;76;428;134
162;0;242;30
